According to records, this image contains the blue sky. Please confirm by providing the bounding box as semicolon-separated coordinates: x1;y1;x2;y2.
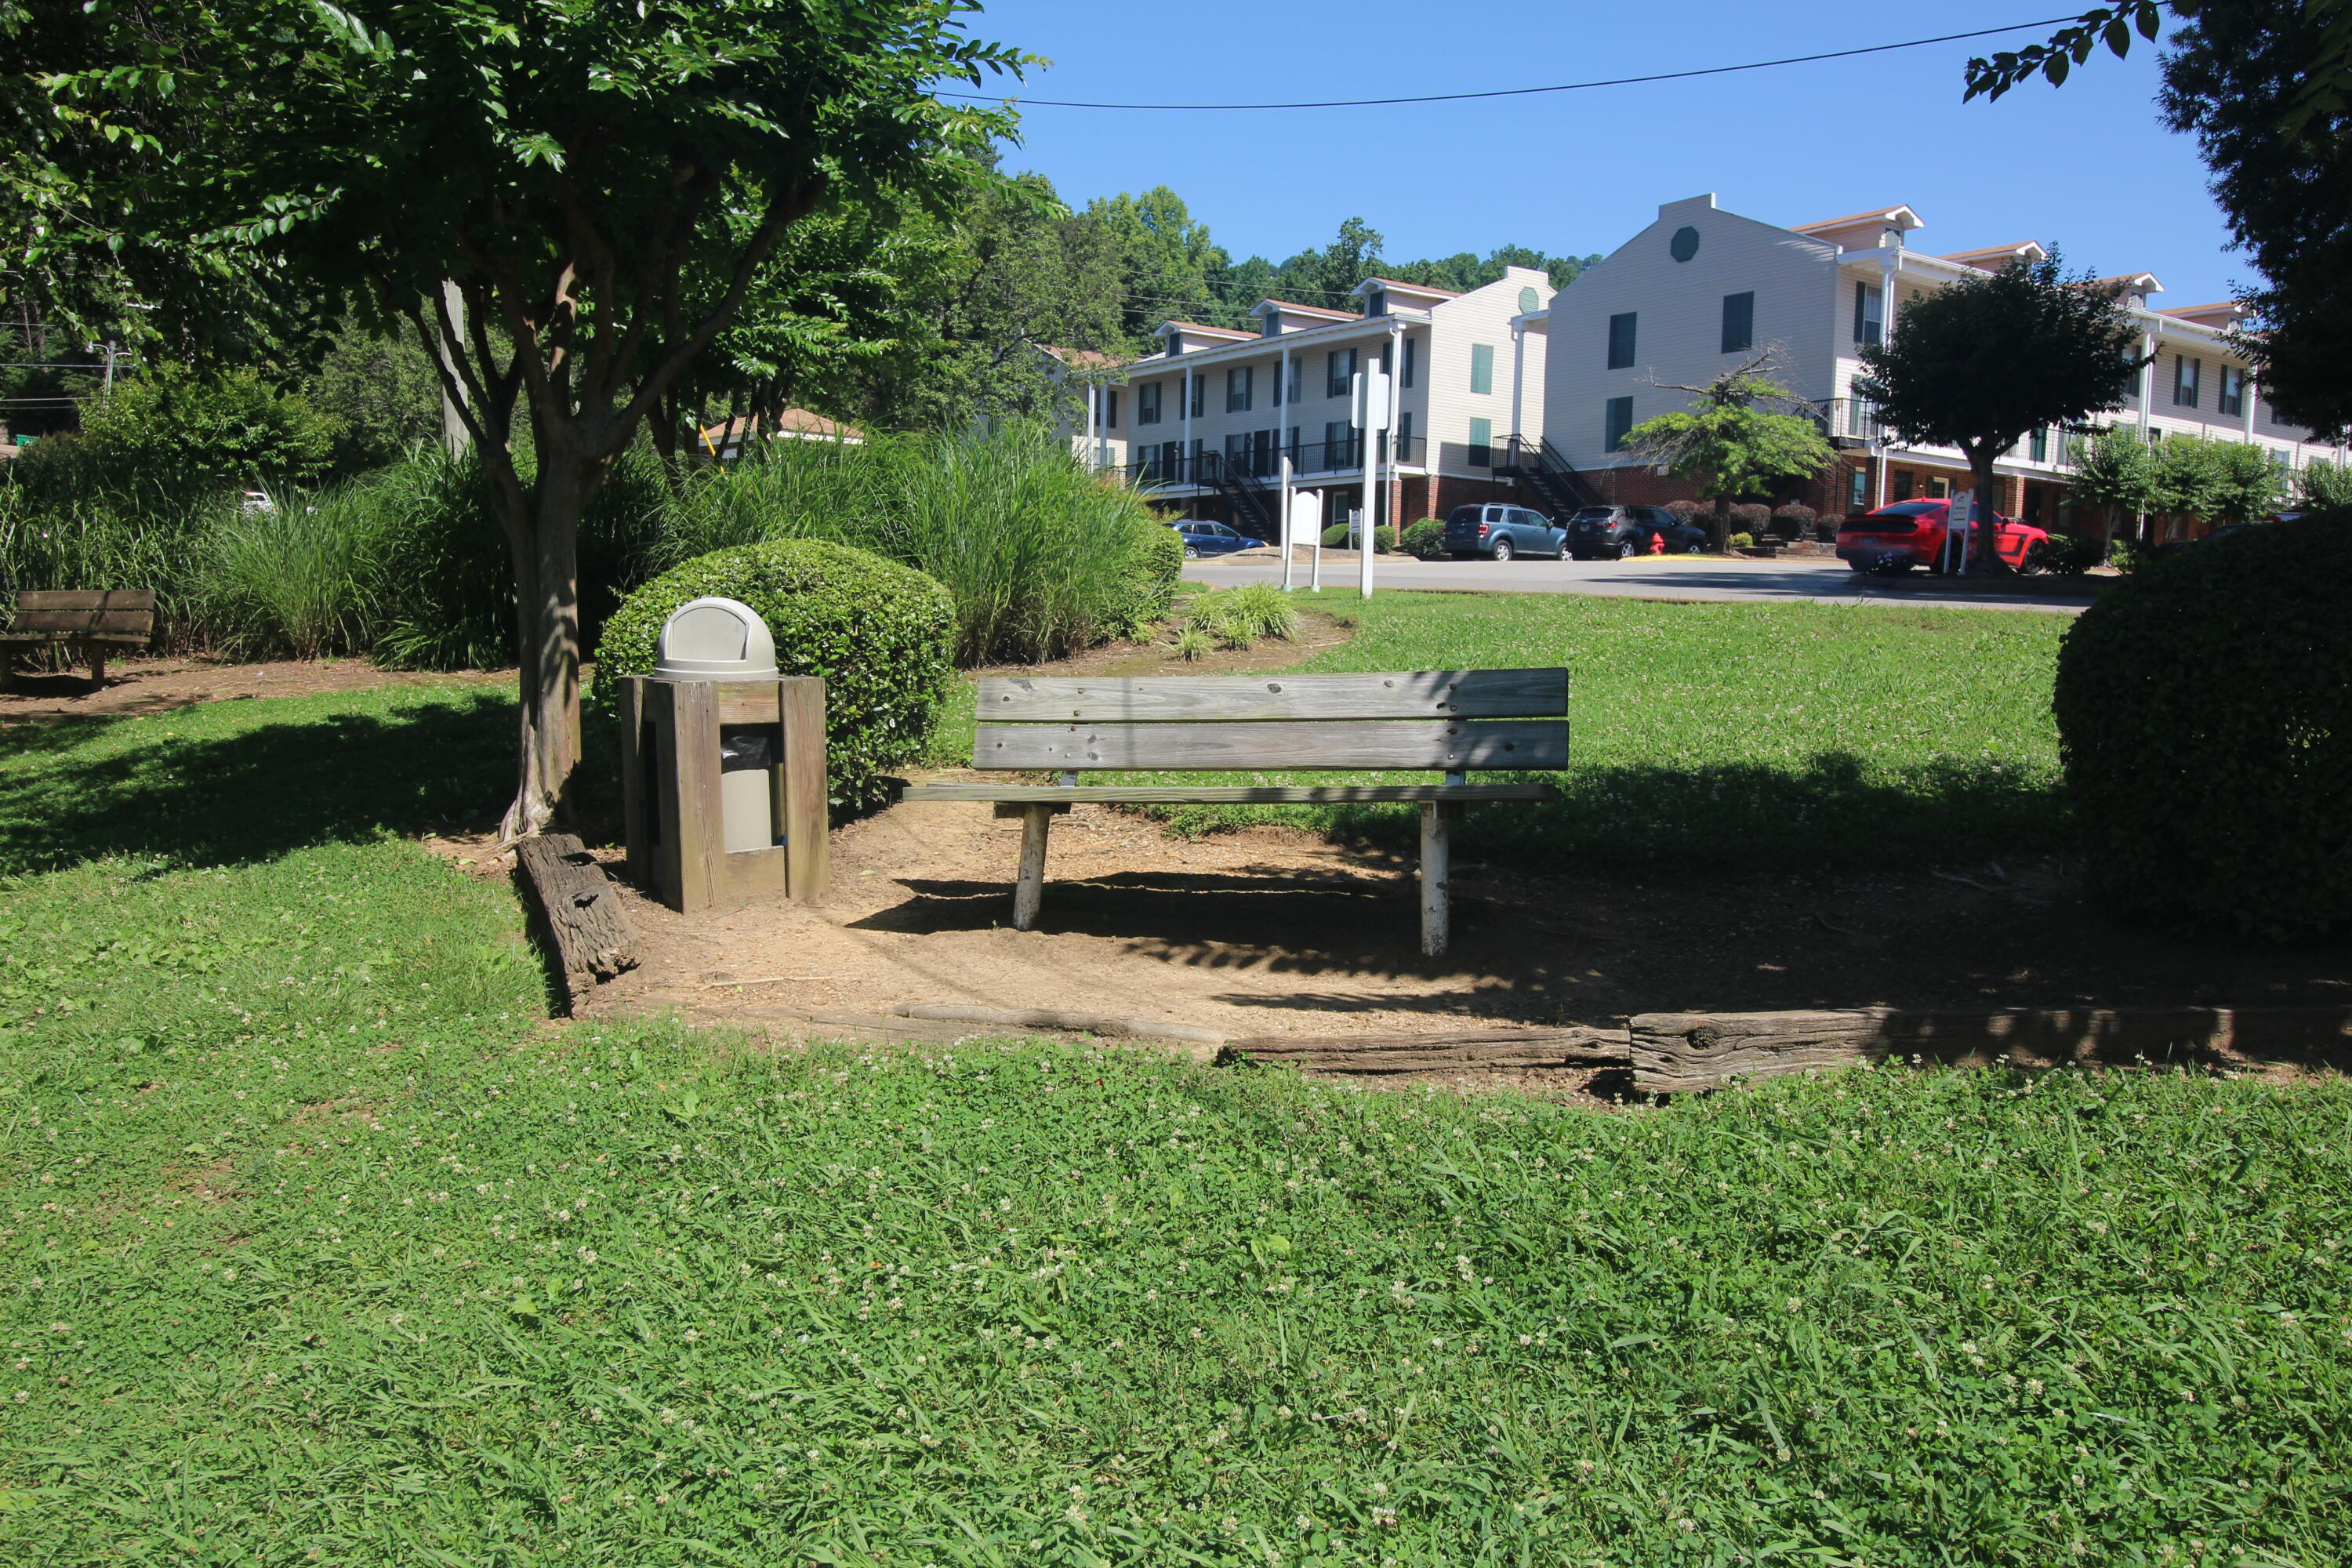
958;0;2244;308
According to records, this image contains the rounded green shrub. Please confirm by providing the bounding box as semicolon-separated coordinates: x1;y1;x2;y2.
1319;523;1352;549
2053;514;2352;939
1402;517;1446;559
2039;532;2107;576
592;539;955;816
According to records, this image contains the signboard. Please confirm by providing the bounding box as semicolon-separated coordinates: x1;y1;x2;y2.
1349;370;1391;433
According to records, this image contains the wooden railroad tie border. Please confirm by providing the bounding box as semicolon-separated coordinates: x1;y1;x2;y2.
514;833;638;1014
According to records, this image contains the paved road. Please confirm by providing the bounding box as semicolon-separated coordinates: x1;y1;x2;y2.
1185;552;2097;613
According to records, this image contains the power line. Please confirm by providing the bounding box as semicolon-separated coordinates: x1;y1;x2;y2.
942;16;2076;111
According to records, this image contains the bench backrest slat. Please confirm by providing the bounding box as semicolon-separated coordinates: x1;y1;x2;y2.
982;669;1563;723
975;718;1566;772
9;589;158;637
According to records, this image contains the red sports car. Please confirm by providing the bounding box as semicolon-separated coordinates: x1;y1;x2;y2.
1837;500;2049;575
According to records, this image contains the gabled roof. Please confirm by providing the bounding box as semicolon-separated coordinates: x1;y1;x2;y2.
1353;276;1461;299
1792;205;1923;237
698;408;861;447
2156;301;2245;327
1154;319;1254;342
1037;344;1135;372
1939;241;2049;270
2094;270;2165;294
1250;298;1358;321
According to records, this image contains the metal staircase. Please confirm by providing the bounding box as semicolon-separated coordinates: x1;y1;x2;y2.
1203;454;1279;539
1496;436;1604;515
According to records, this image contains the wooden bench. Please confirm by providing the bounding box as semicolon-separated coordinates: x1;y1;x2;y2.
900;669;1568;956
0;589;157;688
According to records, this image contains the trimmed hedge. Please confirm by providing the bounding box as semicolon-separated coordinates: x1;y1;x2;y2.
592;540;955;816
1401;517;1447;559
2053;514;2352;939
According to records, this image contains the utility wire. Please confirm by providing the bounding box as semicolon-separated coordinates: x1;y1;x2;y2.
942;16;2076;111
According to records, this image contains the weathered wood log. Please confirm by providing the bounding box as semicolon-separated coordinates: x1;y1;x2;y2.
514;833;637;1012
1630;1006;2352;1094
1220;1025;1632;1075
890;1001;1229;1046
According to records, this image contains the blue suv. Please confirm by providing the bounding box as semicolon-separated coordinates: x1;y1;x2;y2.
1441;503;1563;561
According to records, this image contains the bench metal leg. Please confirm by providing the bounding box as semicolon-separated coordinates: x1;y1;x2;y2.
1419;800;1455;957
1013;804;1054;931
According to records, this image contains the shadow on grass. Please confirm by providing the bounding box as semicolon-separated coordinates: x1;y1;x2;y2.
0;693;517;875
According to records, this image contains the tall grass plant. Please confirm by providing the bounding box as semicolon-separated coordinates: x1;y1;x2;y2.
661;423;1174;663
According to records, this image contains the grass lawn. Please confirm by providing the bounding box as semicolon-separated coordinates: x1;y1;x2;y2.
3;610;2348;1564
932;591;2073;872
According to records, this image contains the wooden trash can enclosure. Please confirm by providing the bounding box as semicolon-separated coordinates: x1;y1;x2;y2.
619;596;829;913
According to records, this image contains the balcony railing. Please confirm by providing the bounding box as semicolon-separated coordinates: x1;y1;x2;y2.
1127;434;1426;488
1822;397;1885;443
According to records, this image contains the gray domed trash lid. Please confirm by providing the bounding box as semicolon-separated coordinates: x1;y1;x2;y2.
652;597;782;855
655;597;779;680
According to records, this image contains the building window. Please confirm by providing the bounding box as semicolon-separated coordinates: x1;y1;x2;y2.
1324;419;1354;468
1396;409;1414;456
1848;466;1867;510
2174;354;2200;408
1260;312;1279;337
1469;343;1494;396
1189;375;1205;419
1468;416;1492;466
1853;282;1882;347
1102;389;1120;429
1893;469;1915;502
1227;365;1253;413
1401;336;1417;389
1602;396;1633;452
1607;313;1637;370
1137;382;1162;425
1161;440;1181;481
2029;426;2048;463
1327;348;1356;398
1720;292;1755;354
2219;365;2245;416
1287;358;1305;404
1519;285;1541;314
1364;289;1386;317
1167;336;1183;358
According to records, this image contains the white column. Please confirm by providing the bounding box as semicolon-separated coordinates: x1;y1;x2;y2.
1510;321;1526;451
1279;454;1297;591
1087;381;1101;472
1181;364;1193;505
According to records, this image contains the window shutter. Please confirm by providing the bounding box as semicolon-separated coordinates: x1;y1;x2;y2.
1607;314;1637;370
1469;343;1494;396
1468;416;1492;466
1721;292;1755;354
1604;396;1634;452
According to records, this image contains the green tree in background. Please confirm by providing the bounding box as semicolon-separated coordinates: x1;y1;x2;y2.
1967;2;2352;438
1620;353;1837;553
1088;187;1230;338
35;0;1021;838
302;323;446;477
75;366;339;492
2065;423;2161;543
1855;253;2143;572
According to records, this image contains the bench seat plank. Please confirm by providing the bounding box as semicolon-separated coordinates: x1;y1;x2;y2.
903;783;1557;804
982;669;1566;723
975;718;1567;772
0;630;152;644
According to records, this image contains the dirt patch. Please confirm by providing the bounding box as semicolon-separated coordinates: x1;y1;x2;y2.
0;654;512;721
579;786;2350;1060
160;1156;237;1204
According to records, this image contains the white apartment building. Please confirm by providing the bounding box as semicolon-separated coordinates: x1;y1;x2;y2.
1083;269;1569;535
1536;193;2345;535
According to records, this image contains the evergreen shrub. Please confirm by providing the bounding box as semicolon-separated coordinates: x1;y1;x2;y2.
593;539;955;815
1401;517;1446;559
2053;513;2352;938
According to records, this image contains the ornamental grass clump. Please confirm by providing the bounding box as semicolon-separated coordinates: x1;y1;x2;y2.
660;423;1174;665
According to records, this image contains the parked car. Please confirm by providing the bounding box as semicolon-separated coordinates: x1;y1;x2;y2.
1440;503;1563;561
1168;520;1257;559
1836;499;2049;575
1564;504;1708;559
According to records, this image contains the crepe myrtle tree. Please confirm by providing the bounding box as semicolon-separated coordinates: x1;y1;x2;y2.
41;0;1022;837
1853;252;2145;572
1618;350;1838;554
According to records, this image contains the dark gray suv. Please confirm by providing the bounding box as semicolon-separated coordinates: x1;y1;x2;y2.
1565;505;1708;559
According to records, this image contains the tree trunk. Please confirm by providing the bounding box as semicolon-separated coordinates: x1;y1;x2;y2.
498;454;595;842
1710;495;1731;554
1965;446;2008;574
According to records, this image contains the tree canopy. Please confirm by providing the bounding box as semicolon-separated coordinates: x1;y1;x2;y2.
1855;253;2143;569
1620;354;1837;552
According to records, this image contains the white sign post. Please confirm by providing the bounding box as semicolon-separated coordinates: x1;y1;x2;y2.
1949;488;1976;573
1351;367;1392;600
